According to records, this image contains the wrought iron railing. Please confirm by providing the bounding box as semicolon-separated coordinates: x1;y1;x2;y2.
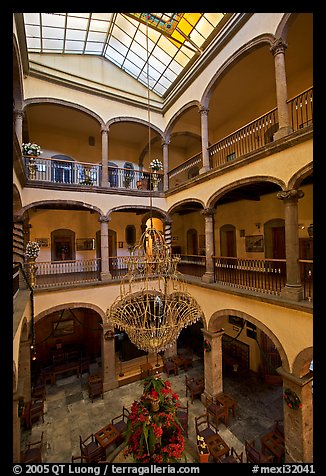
299;259;313;302
288;87;313;132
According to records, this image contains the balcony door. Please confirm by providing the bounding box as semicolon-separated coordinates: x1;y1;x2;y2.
51;229;75;261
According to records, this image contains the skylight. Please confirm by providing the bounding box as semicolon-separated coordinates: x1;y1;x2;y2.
23;13;229;97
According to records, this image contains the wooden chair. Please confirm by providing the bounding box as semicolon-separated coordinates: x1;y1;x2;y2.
40;366;53;385
111;406;130;444
273;419;284;439
32;383;46;401
79;434;106;463
205;394;228;429
163;357;177;376
218;446;243;463
245;439;273;463
175;400;189;437
88;377;103;403
195;413;217;440
71;455;88;463
185;376;204;404
21;432;44;463
24;399;45;429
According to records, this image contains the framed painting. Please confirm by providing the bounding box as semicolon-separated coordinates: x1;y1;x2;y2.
76;238;95;251
36;238;49;247
245;235;264;252
53;319;74;337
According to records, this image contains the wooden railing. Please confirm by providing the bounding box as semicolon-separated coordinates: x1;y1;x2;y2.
168;152;202;187
31;256;312;303
213;257;287;295
299;259;313;302
174;254;206;277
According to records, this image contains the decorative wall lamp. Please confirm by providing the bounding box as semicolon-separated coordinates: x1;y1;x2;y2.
255;223;261;232
307;223;313;238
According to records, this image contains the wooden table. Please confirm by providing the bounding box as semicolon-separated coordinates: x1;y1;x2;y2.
95;423;121;450
51;362;80;384
261;430;285;462
205;433;230;461
186;378;205;403
172;356;184;374
140;363;153;378
216;392;237;425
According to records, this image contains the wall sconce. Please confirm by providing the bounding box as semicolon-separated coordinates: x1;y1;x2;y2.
298;224;305;230
255;223;261;232
307;223;313;238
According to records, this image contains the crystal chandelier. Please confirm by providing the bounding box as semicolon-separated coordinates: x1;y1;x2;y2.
106;226;203;353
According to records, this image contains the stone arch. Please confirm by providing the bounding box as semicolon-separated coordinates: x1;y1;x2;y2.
13;361;18;394
23;98;105;128
164;100;200;138
17;199;104;221
208;308;290;372
207;176;285;209
35;302;106;325
13;36;24;111
107;205;167;222
274;13;300;41
292;346;313;378
106;116;164;139
288;163;313;190
167;198;205;216
13;184;22;215
201;33;275;108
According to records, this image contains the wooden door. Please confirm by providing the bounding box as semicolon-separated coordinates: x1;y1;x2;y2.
272;227;285;259
226;230;236;257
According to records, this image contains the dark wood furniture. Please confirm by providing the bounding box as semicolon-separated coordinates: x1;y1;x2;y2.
175;400;189;437
140;362;153;379
177;350;193;371
205;394;228;428
88;375;103;402
261;430;285;462
185;376;204;403
218;446;243;463
245;439;273;463
21;432;44;463
79;433;106;462
215;392;236;425
111;406;130;444
205;433;230;462
94;423;121;449
195;413;217;440
24;400;45;429
51;361;80;384
172;355;185;374
163;357;177;376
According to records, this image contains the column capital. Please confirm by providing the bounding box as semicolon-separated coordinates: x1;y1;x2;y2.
202;328;224;340
163;218;172;226
14;108;24;119
270;38;288;56
98;215;111;223
101;126;109;135
201;207;215;217
277;189;304;202
198;105;209;115
161;138;170;147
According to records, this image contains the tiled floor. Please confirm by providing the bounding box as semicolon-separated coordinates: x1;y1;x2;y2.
21;361;283;463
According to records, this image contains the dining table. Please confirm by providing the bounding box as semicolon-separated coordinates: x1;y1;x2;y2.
205;433;230;461
261;430;285;462
94;423;121;451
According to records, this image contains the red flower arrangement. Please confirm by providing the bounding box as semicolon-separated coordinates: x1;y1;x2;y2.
123;374;186;463
283;388;302;409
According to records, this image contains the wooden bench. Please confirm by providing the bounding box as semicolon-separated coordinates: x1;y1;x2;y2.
51;361;80;384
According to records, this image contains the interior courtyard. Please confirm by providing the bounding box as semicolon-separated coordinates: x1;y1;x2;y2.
12;12;313;467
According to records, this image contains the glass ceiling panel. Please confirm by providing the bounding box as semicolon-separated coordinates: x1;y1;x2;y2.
22;12;230;97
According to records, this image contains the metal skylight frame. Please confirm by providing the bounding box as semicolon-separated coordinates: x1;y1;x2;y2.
23;13;229;97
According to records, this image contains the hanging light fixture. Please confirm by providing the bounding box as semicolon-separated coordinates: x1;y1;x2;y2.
106;15;203;354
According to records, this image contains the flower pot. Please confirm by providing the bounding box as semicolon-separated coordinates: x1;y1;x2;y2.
199;452;210;463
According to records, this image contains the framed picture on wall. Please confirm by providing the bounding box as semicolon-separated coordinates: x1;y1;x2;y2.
76;238;95;250
36;238;49;247
245;235;264;252
53;319;74;337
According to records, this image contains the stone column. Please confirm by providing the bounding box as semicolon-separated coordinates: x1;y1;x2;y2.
14;108;24;146
277;367;313;463
202;328;224;400
13;396;21;462
101;126;109;187
99;216;112;280
102;325;119;391
277;189;304;301
201;207;215;283
164;218;172;249
270;39;292;140
162;138;170;191
199;106;210;173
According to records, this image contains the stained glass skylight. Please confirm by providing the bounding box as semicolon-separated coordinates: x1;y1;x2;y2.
22;13;230;97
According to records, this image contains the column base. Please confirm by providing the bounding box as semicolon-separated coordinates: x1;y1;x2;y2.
199;165;209;174
202;272;214;284
273;125;292;141
103;379;119;392
100;271;112;281
281;285;304;301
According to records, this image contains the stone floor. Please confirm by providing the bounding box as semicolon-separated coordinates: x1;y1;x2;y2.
21;361;283;463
